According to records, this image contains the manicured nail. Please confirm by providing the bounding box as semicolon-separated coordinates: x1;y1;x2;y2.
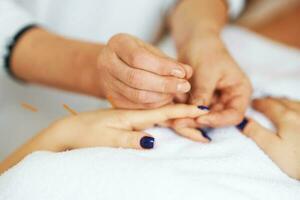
236;118;249;131
177;81;191;92
140;136;155;149
198;105;209;110
171;68;185;78
198;128;211;141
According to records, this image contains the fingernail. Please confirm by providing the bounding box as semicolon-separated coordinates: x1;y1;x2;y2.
198;128;212;141
236;118;249;131
177;81;191;93
197;105;209;110
140;136;155;149
171;68;185;78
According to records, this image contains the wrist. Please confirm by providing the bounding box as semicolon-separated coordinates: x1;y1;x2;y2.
41;116;81;151
11;27;105;97
178;30;226;67
70;43;105;98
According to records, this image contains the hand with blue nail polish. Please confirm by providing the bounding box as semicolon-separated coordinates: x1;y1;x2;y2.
240;97;300;180
0;104;208;173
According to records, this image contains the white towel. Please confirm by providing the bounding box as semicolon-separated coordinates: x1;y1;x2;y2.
0;26;300;200
0;114;300;200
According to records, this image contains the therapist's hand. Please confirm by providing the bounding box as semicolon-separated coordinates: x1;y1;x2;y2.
240;97;300;180
173;33;252;128
11;29;192;109
96;33;193;109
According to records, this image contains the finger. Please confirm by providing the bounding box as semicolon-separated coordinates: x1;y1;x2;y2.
210;103;224;112
108;92;172;109
241;118;281;158
172;118;199;129
173;93;189;103
197;108;244;127
277;98;300;112
109;34;187;78
156;120;173;128
189;70;219;106
113;130;155;150
197;84;251;127
109;56;191;93
173;127;210;143
252;98;287;127
113;77;173;104
181;64;193;79
123;104;209;130
141;42;193;79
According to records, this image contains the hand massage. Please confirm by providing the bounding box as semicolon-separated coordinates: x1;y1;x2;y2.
0;0;299;199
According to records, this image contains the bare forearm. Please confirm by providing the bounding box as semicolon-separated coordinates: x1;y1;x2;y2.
11;28;105;97
170;0;228;51
0;127;65;174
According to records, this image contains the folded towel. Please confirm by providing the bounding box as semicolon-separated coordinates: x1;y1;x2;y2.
0;109;299;200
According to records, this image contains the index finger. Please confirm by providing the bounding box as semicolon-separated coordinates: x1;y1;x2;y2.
109;34;188;78
123;104;209;130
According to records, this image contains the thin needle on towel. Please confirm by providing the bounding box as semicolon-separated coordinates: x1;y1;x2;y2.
20;102;38;112
63;104;78;115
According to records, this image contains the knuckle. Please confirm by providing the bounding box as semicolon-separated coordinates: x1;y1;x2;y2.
134;91;148;103
282;110;299;120
120;133;135;148
99;48;114;69
126;70;141;86
109;33;128;45
130;50;146;66
117;134;127;147
160;78;173;93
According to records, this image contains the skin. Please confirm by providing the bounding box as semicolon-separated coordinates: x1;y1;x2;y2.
0;104;209;174
10;0;252;141
242;97;300;180
170;0;252;131
11;29;192;109
98;33;193;109
2;98;299;181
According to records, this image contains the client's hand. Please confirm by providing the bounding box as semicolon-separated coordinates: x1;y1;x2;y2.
240;97;300;180
97;33;192;109
57;104;208;150
0;104;207;173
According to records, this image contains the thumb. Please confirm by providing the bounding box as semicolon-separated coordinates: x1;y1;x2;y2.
240;118;281;156
113;130;155;150
189;70;218;106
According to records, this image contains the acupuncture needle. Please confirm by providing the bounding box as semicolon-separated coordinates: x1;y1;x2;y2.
63;104;78;116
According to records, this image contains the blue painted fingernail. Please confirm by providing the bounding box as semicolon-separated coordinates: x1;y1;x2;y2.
140;136;155;149
198;128;212;141
198;105;209;110
236;118;249;131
